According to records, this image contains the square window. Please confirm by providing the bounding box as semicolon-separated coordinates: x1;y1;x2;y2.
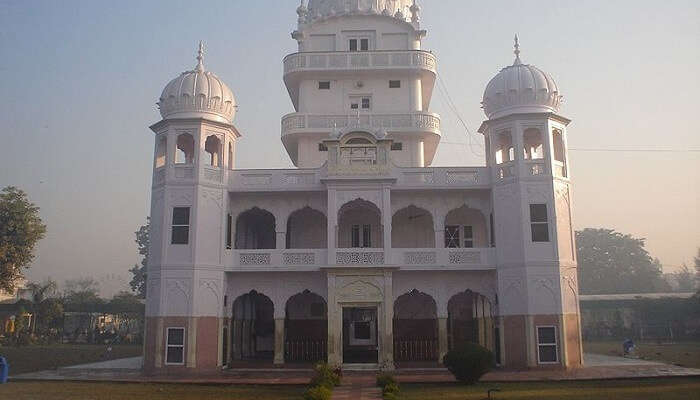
530;204;548;223
318;143;328;151
166;346;184;364
165;327;185;365
167;328;184;345
318;81;330;90
349;39;358;51
350;103;359;110
389;80;401;88
391;142;402;151
360;38;369;51
172;207;190;225
361;97;371;109
531;224;549;242
171;226;189;245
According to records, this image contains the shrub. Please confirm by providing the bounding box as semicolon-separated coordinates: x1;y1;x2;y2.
302;385;332;400
309;362;340;388
376;372;396;388
442;343;494;384
383;393;399;400
382;382;400;395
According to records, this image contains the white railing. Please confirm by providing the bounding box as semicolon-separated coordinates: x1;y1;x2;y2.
229;169;324;191
391;248;496;268
232;249;328;269
281;112;440;137
283;50;437;75
335;249;385;265
396;167;490;188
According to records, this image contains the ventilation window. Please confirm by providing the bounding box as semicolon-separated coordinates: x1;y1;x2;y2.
530;204;549;242
389;80;401;88
318;143;328;152
391;142;402;151
171;207;190;245
165;327;185;365
318;81;330;90
537;326;558;363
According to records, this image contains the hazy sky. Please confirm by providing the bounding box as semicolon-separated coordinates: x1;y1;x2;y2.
1;0;698;296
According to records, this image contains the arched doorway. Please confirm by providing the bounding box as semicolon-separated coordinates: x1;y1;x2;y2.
285;290;327;363
393;289;438;363
447;290;495;352
230;291;274;363
235;208;276;249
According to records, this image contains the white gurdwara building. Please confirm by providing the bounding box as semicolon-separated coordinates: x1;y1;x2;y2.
144;0;582;374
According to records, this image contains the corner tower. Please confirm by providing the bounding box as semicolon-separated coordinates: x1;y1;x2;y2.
479;37;583;369
144;43;240;374
282;0;441;168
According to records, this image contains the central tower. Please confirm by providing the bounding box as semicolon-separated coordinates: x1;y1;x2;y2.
282;0;440;168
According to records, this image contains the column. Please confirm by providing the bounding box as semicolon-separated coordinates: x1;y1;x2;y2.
381;270;395;370
276;217;287;250
232;319;242;360
274;318;285;365
409;75;423;112
434;213;444;249
327;189;337;264
382;187;392;263
326;273;342;365
438;317;448;362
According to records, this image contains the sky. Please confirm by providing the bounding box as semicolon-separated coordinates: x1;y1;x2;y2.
0;0;698;296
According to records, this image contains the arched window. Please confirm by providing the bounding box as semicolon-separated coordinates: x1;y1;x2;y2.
227;142;234;170
154;136;166;168
175;134;195;164
523;128;544;160
339;134;377;165
205;135;222;167
494;131;513;164
552;129;567;177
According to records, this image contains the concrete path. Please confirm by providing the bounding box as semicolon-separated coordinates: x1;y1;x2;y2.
61;356;143;370
332;374;382;400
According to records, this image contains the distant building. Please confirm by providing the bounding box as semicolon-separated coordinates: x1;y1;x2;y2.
144;0;582;374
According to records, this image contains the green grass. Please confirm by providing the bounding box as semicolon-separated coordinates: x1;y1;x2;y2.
0;382;306;400
0;344;142;374
584;340;700;369
399;378;700;400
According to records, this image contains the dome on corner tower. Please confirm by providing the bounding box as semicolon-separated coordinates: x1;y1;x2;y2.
158;42;236;124
482;36;562;120
307;0;414;21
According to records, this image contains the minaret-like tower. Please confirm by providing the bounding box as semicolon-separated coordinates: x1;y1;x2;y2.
144;43;240;374
478;37;583;369
282;0;440;168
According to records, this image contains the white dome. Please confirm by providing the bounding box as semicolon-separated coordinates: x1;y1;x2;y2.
158;43;236;124
482;37;562;120
306;0;414;21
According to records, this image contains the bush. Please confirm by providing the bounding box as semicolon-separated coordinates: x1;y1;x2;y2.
442;343;494;384
382;382;400;395
302;385;332;400
376;372;396;388
309;362;340;388
383;393;399;400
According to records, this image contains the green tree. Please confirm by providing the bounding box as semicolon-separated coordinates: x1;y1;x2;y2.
0;186;47;293
673;264;695;292
27;279;62;333
129;218;149;299
63;278;103;313
576;228;669;295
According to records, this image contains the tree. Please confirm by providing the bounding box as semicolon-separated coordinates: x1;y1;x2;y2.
129;217;149;299
672;265;695;292
26;279;62;333
576;228;669;295
63;278;103;313
0;186;47;293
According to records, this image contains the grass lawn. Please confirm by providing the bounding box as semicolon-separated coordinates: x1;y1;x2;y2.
0;344;142;374
584;340;700;369
399;378;700;400
0;382;306;400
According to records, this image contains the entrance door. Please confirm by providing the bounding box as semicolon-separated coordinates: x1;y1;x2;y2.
342;307;378;364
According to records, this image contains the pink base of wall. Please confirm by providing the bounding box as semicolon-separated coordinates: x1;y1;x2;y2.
502;314;582;370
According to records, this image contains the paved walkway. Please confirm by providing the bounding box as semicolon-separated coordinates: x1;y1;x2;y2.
10;353;700;384
332;374;382;400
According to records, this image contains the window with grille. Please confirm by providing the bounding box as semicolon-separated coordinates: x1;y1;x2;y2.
318;143;328;151
463;226;474;248
171;207;190;245
530;204;549;242
165;327;185;365
318;81;330;90
351;224;372;248
389;80;401;88
350;96;371;111
391;142;402;151
445;225;460;248
537;326;558;363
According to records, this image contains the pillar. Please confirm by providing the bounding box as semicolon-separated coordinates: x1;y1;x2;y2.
276;231;286;249
232;319;242;360
438;317;448;362
274;318;285;365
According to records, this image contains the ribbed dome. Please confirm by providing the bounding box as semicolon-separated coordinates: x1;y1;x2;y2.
158;43;236;124
306;0;414;21
482;37;562;120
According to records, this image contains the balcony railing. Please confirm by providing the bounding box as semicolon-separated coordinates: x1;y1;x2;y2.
396;167;490;188
228;248;495;270
283;50;437;75
281;112;440;137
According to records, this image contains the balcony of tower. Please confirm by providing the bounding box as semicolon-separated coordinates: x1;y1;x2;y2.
282;49;437;111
